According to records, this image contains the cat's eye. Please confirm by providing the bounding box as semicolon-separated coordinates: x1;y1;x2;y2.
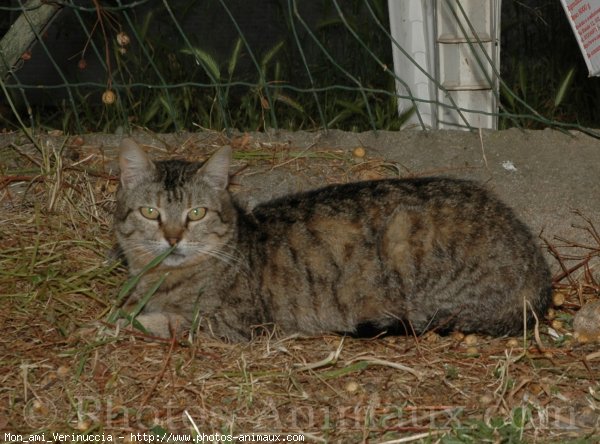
139;207;160;220
187;207;207;221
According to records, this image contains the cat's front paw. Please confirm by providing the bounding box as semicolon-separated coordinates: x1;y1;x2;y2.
118;312;188;338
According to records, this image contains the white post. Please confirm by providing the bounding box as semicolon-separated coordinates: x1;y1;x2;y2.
387;0;436;129
388;0;501;130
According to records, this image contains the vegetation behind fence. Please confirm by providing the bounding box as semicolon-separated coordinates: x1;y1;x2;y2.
0;0;599;135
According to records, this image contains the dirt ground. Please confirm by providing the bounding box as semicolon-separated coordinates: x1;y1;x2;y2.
1;129;599;443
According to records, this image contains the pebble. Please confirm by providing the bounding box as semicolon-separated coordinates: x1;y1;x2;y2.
465;346;479;356
506;338;520;348
552;292;566;307
574;300;600;342
463;334;478;346
352;147;366;158
450;331;465;342
56;365;70;379
479;394;493;405
345;381;360;393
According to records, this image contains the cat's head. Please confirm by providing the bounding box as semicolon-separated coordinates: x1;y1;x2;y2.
115;139;237;272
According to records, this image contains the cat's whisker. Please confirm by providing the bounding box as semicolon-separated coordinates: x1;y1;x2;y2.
125;244;160;258
121;242;166;267
196;245;247;270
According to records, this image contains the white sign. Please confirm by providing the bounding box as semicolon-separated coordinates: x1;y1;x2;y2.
561;0;600;76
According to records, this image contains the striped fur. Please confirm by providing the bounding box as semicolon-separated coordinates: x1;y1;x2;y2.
114;139;552;341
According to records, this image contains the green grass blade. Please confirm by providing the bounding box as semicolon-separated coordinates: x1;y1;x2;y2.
188;288;205;341
260;40;284;72
276;94;305;113
518;62;527;99
117;272;169;332
321;361;369;379
107;245;176;323
554;67;576;108
129;273;168;319
228;38;243;78
181;47;220;80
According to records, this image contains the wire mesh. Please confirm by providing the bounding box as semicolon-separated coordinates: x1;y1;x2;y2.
0;0;598;136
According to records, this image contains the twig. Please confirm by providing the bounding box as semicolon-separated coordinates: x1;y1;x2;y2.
542;235;575;285
586;350;600;361
0;175;44;189
378;430;445;444
527;300;546;353
479;127;489;170
573;209;600;245
345;356;423;380
294;337;344;371
552;258;592;283
140;334;177;406
9;142;43;167
184;410;202;437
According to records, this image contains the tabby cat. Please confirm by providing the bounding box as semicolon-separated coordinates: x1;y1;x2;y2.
114;138;552;341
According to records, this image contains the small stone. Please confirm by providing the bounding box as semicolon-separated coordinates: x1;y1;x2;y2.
116;32;131;46
56;365;70;379
463;334;478;346
506;338;520;348
352;147;366;158
552;292;566;307
345;381;360;393
450;331;465;342
551;319;563;330
32;400;44;412
574;301;600;342
479;394;493;405
466;346;479;356
102;90;116;105
423;331;440;343
76;420;91;431
575;332;591;343
529;383;544;396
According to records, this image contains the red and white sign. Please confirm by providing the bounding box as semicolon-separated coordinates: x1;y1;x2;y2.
561;0;600;76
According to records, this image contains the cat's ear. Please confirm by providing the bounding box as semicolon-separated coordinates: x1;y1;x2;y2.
119;138;155;189
200;146;231;190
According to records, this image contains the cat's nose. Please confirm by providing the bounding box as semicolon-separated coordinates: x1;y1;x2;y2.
167;237;180;246
163;226;184;246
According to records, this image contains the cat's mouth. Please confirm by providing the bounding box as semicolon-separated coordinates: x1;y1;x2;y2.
161;248;187;266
